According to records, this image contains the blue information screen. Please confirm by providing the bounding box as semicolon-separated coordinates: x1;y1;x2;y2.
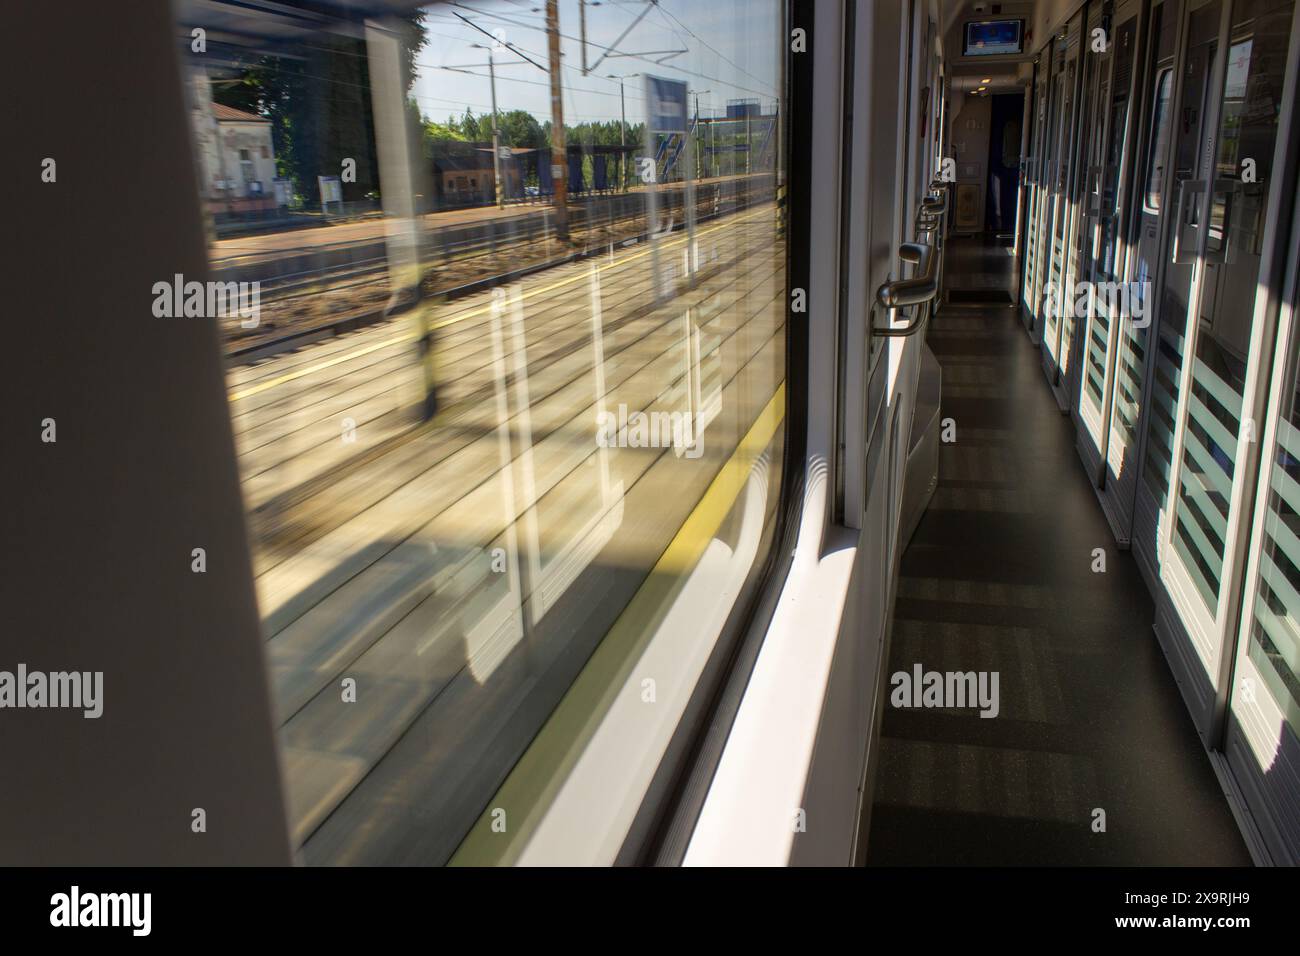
964;20;1023;56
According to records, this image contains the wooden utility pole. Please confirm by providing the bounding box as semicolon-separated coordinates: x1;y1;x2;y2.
546;0;569;241
486;48;505;208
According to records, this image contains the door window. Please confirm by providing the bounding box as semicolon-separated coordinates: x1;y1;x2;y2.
1170;0;1296;614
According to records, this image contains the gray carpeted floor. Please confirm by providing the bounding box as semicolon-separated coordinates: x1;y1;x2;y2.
865;237;1251;866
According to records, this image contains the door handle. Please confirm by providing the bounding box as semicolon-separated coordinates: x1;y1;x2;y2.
1204;177;1237;264
1172;178;1207;264
918;192;947;234
1085;163;1104;217
874;241;938;337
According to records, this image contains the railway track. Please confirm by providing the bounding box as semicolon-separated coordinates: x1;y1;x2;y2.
219;175;771;362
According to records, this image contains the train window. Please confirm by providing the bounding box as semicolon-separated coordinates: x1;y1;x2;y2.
1143;69;1173;212
177;0;787;863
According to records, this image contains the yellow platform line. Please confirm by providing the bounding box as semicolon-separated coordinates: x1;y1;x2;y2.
449;381;786;866
227;207;772;404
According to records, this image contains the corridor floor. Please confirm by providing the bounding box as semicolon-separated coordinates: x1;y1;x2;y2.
865;237;1251;865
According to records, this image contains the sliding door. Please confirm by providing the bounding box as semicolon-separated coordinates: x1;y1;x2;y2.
1103;0;1181;548
1132;0;1226;586
1155;0;1295;738
1021;54;1050;334
1076;4;1142;484
1041;12;1085;403
1058;2;1110;411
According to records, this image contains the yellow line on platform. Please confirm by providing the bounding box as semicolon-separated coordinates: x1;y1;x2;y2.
449;381;785;866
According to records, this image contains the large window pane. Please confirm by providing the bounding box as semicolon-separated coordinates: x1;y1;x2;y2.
177;0;786;864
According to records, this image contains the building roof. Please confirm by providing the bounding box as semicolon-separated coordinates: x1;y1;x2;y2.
211;102;270;123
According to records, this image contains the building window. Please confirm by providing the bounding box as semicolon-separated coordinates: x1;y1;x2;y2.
238;148;255;189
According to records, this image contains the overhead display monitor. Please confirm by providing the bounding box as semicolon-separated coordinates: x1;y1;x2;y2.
964;19;1024;56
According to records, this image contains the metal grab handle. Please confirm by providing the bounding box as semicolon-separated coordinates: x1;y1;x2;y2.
921;195;947;215
918;187;947;237
873;241;938;337
1204;177;1238;265
1172;178;1207;264
879;242;935;306
917;189;946;233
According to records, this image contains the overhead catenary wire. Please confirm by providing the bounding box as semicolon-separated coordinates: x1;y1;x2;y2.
432;1;778;101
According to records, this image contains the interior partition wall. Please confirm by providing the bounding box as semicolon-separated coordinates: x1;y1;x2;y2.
1127;0;1299;868
1020;0;1300;865
1150;0;1300;865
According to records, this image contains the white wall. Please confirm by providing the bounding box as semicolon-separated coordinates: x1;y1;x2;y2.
947;92;992;231
216;120;277;196
185;70;277;200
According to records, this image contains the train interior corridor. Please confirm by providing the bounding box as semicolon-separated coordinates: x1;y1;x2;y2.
866;235;1252;864
10;0;1300;890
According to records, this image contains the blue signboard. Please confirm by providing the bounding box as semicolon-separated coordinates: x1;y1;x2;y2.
645;75;688;134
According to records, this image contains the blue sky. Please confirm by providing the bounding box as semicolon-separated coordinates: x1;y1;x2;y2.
410;0;781;128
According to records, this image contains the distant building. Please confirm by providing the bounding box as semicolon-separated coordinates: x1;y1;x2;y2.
188;72;282;217
428;143;632;207
436;144;494;206
430;142;528;207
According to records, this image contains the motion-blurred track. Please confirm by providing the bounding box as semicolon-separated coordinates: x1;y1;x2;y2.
228;201;786;860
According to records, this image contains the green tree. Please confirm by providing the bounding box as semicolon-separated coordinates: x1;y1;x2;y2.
423;119;467;142
213;13;428;206
496;110;546;149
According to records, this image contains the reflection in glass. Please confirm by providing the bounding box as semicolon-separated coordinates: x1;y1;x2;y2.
1170;0;1294;615
1141;0;1223;506
178;0;786;863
